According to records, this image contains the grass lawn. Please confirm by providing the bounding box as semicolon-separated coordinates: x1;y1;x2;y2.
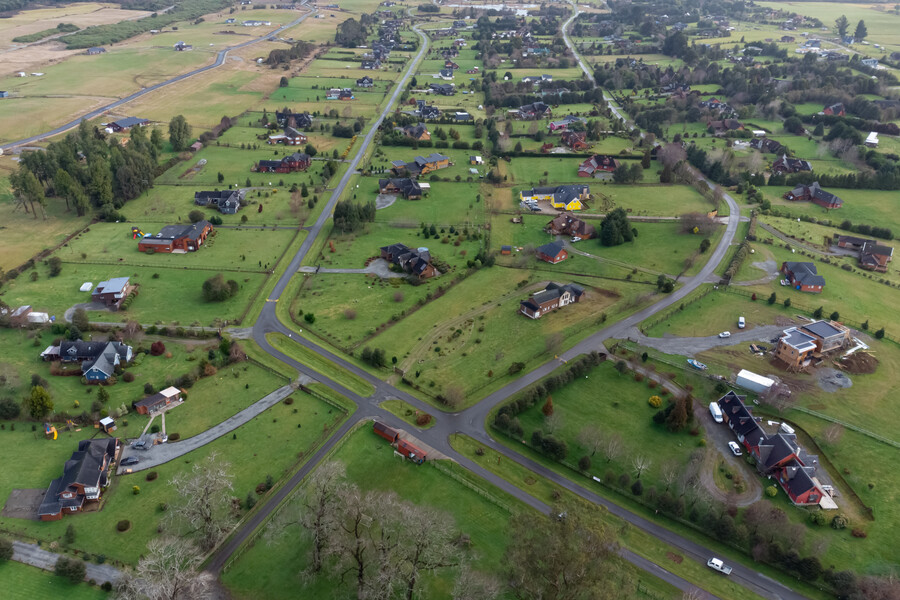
368;179;487;227
221;425;519;599
762;187;900;234
0;388;344;565
0;261;266;327
595;183;715;217
0;561;107;600
266;332;375;398
0;193;90;272
380;398;435;429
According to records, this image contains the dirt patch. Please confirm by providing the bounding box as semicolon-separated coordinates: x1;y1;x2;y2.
774;315;798;327
817;367;852;393
2;488;45;520
523;476;537;486
375;193;397;210
665;551;683;564
837;351;878;375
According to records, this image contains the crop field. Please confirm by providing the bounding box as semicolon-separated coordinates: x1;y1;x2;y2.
221;425;518;599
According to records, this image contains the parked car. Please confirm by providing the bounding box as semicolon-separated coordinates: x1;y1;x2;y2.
121;456;140;466
718;331;731;338
728;441;742;456
738;316;745;329
131;440;148;450
707;557;733;575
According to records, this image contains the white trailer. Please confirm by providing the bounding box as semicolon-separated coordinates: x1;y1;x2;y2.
736;369;774;394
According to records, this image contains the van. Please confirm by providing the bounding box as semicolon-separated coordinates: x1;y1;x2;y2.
709;402;723;423
738;316;745;329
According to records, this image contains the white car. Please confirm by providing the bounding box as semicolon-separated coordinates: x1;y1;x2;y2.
738;317;745;329
728;441;742;456
718;331;731;338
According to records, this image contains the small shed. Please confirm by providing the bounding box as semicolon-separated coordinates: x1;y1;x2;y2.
99;417;116;433
501;245;512;255
373;421;399;443
27;312;50;324
80;282;93;292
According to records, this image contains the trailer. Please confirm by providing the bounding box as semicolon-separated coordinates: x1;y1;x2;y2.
373;421;399;444
736;369;774;394
396;439;426;464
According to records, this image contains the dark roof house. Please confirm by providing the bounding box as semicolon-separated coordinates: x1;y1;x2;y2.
784;182;841;208
194;189;243;214
781;261;826;292
38;438;119;521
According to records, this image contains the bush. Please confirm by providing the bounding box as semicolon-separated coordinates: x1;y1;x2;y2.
831;514;848;530
631;479;644;496
810;512;826;526
150;341;166;356
578;455;591;471
145;471;158;481
116;520;131;532
415;413;432;426
132;485;141;495
168;432;180;441
54;556;86;583
765;485;778;497
101;581;113;592
284;397;294;405
648;395;662;408
122;372;135;383
202;273;239;302
851;528;867;538
0;537;12;561
0;399;21;420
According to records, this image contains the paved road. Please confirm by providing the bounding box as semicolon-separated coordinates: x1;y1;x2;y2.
297;258;404;278
0;4;316;151
562;4;595;83
12;540;122;585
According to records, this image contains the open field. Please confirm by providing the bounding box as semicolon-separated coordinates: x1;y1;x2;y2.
0;193;90;272
762;187;900;234
757;2;900;52
0;560;107;600
266;332;375;397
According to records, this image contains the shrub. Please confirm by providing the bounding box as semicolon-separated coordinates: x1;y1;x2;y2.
648;395;662;408
765;485;778;497
284;397;294;405
122;372;135;383
415;413;432;426
633;373;644;382
578;455;591;471
201;273;239;302
132;485;141;495
168;433;180;441
145;471;158;482
810;512;826;526
150;341;166;356
0;537;12;562
631;479;644;496
101;582;113;592
116;520;131;532
831;514;848;530
54;556;86;583
851;528;867;538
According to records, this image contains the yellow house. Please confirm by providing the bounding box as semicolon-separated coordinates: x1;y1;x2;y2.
520;185;588;211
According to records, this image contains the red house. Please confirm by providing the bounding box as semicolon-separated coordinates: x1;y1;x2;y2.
561;130;588;151
255;152;311;173
823;103;845;116
132;386;182;415
578;155;620;177
781;261;825;293
138;221;213;253
373;421;399;443
536;240;568;264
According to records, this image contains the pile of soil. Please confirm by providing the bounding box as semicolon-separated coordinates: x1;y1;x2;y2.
839;351;879;375
817;368;853;393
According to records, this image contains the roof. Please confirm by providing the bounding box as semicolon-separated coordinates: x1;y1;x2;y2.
38;438;117;517
784;261;826;287
779;327;817;352
93;277;130;295
758;433;799;470
782;465;818;497
146;221;211;242
111;117;147;129
737;369;775;388
801;320;844;340
536;240;566;257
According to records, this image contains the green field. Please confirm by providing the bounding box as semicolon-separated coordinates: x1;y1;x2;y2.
266;332;375;397
0;561;106;600
762;187;900;234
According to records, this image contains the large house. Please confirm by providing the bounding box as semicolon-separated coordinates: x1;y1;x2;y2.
38;438;119;521
58;339;132;382
781;261;825;292
390;153;450;176
837;235;893;272
749;137;784;154
784;182;842;209
707;119;743;135
379;178;422;199
108;117;149;132
133;386;183;415
255;152;311;173
521;185;590;211
520;282;584;319
561;131;588;151
137;221;213;253
380;243;437;278
326;88;354;100
772;154;812;174
267;127;307;146
823;103;845;116
547;115;585;132
546;213;596;240
194;189;243;214
92;277;133;309
717;392;834;508
396;123;430;141
774;320;850;369
429;83;455;96
357;76;374;88
275;111;312;129
578;155;620;177
536;240;568;264
515;102;552;120
415;100;442;119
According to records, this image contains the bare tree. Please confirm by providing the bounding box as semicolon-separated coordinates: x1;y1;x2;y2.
544;332;564;355
576;425;603;457
603;433;623;463
660;460;680;492
398;501;460;600
443;385;465;410
167;453;235;551
115;537;208;600
452;563;501;600
823;423;844;445
543;411;563;434
632;455;652;479
658;143;687;168
681;588;705;600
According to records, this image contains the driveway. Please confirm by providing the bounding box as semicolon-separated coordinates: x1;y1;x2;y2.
12;540;122;585
625;325;786;356
298;258;405;278
63;301;109;323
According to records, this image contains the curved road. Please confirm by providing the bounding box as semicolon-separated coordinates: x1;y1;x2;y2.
0;3;316;151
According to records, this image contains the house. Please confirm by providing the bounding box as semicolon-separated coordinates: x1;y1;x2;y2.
390;153;450;176
780;35;795;43
547;115;586;132
439;68;454;80
515;102;551;120
92;277;134;309
174;41;193;51
194;189;243;214
749;137;784;154
501;245;512;255
578;155;620;177
38;438;119;521
133;386;182;415
707;119;743;135
469;155;483;165
784;182;841;209
546;213;596;240
326;88;354;100
837;235;893;272
357;76;374;88
267;126;307;146
9;305;46;327
255;152;311;173
521;185;590;211
108;117;149;132
275;111;312;129
361;60;381;70
519;282;584;319
397;123;430;141
429;83;455;96
772;154;812;174
561;131;588;151
444;59;460;70
864;132;879;148
522;74;553;84
416;101;442;119
781;261;826;292
775;320;849;368
823;102;845;116
466;67;479;74
536;241;568;264
190;141;203;152
86;47;106;55
379;178;422;199
699;98;730;111
0;91;8;98
53;339;133;382
379;243;437;278
137;221;213;253
453;111;471;122
861;58;878;68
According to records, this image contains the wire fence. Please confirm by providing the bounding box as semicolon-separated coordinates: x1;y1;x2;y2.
429;461;513;514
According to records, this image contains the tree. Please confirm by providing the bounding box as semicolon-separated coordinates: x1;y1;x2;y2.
201;273;239;302
603;433;623;463
854;20;867;42
641;149;651;169
784;297;791;308
10;168;46;219
835;15;849;38
167;453;235;551
188;210;205;223
53;168;89;216
54;556;86;583
632;455;651;478
168;115;192;152
829;311;840;321
542;396;554;416
97;386;110;405
875;327;885;339
27;385;53;419
0;537;12;562
631;479;644;495
813;306;824;319
506;505;618;600
279;76;289;88
699;238;711;253
452;563;501;600
398;499;460;600
115;537;208;600
71;307;89;332
576;425;603;457
579;455;592;471
150;127;164;150
599;208;633;247
665;397;689;432
783;116;804;135
0;399;20;420
767;292;777;305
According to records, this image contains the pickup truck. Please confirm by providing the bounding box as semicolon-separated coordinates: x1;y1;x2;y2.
707;557;733;575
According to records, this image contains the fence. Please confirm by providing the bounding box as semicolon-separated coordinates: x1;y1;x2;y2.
429;461;513;514
791;406;900;451
246;356;292;384
638;285;714;334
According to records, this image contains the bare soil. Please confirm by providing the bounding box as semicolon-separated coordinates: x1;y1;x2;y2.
2;488;45;520
837;351;878;375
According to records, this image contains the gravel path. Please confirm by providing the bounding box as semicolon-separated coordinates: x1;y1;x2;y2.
12;540;122;585
298;258;405;278
625;325;785;356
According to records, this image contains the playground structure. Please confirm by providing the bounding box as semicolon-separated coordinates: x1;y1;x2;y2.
132;227;146;239
44;423;57;440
